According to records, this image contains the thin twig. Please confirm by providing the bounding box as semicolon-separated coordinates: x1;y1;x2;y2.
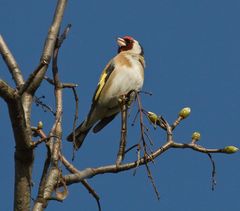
172;142;223;153
131;110;140;126
144;161;160;200
57;24;72;47
59;154;102;211
44;75;78;88
81;180;102;211
207;153;217;191
62;83;78;88
144;131;154;146
127;94;137;117
135;92;151;170
125;144;139;154
139;90;153;96
133;144;141;176
33;95;56;116
171;116;183;130
71;86;79;160
31;137;49;148
44;76;55;85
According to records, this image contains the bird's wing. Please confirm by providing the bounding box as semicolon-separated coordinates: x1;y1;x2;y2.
92;113;118;133
84;60;116;126
92;60;115;104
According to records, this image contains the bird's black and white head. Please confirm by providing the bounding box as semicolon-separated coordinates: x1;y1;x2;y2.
117;36;144;56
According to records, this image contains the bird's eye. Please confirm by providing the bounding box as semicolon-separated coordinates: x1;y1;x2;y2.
124;39;132;45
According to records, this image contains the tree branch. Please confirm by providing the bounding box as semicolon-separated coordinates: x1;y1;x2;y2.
63;142;172;185
116;95;128;166
0;35;24;87
63;135;234;186
171;142;223;153
60;154;102;211
33;19;68;211
19;0;68;96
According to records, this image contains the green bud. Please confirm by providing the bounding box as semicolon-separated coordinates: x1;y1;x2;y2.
179;107;191;119
192;132;201;141
37;121;43;129
147;111;158;127
223;146;239;154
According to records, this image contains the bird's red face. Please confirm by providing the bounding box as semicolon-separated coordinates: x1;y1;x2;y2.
117;36;135;53
117;36;144;56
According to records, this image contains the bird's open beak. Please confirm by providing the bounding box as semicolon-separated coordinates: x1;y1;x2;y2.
117;37;126;47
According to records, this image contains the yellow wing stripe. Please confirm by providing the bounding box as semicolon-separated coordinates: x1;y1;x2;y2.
94;61;115;102
94;70;108;101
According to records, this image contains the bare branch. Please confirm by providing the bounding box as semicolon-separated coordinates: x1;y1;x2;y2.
71;86;79;160
34;21;73;211
144;161;160;200
63;136;233;186
116;95;128;166
171;116;182;130
207;153;217;191
20;0;68;96
125;144;138;154
33;96;56;116
32;125;102;211
171;142;223;153
60;154;102;211
63;142;172;185
32;2;68;210
44;76;78;88
0;35;24;87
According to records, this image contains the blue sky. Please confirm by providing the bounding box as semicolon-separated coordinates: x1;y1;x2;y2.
1;0;240;210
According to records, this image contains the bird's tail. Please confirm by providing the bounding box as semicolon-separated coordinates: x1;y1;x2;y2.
67;122;92;150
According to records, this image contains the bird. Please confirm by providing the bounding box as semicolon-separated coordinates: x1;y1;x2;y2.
67;36;145;149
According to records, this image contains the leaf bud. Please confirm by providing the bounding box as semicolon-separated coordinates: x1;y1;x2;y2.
179;107;191;119
192;131;201;141
147;111;158;128
223;146;239;154
37;121;43;129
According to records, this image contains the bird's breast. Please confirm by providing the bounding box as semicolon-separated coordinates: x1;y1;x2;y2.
98;58;144;107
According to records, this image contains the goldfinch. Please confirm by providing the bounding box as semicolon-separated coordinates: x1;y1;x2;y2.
67;36;145;149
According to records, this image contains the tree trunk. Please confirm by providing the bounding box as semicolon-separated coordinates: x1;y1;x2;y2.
14;150;34;211
8;101;34;211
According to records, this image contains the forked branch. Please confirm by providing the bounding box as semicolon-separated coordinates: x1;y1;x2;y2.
61;104;238;195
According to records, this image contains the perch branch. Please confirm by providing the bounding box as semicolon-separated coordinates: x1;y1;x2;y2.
63;123;233;187
63;141;173;185
116;95;128;166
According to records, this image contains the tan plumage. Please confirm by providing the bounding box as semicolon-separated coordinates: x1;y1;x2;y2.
67;36;145;149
